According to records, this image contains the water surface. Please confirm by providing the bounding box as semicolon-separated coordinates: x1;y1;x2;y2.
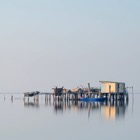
0;94;138;140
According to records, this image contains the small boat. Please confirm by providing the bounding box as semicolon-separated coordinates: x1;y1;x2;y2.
80;97;106;102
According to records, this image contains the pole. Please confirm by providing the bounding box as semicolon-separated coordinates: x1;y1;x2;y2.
88;83;91;97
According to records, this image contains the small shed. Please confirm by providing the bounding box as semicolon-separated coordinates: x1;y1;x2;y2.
53;87;64;96
99;81;125;94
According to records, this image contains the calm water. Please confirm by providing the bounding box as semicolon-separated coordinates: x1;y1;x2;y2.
0;94;139;140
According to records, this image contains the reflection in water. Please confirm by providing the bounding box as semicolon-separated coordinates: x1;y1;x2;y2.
52;100;128;120
23;96;128;120
24;100;39;108
24;95;40;108
103;101;128;120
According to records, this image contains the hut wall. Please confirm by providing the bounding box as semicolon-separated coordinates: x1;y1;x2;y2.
101;83;116;93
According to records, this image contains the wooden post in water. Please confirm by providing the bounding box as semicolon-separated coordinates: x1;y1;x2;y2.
68;94;70;101
49;94;51;101
28;95;29;102
44;95;46;102
11;96;13;102
122;94;124;102
115;94;117;101
45;94;47;105
109;85;111;101
88;83;91;98
112;94;114;101
35;95;38;102
105;94;107;99
76;94;78;100
98;89;101;98
64;94;66;101
65;93;67;100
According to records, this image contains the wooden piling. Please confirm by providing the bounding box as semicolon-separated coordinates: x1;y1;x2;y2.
49;94;51;101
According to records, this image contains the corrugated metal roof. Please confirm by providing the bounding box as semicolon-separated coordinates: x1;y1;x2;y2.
99;81;125;84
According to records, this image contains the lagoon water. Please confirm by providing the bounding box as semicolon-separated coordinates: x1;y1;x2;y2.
0;93;139;140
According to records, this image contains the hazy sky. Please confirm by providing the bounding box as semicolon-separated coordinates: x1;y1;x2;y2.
0;0;140;93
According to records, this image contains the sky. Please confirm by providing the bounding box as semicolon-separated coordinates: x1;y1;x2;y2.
0;0;140;93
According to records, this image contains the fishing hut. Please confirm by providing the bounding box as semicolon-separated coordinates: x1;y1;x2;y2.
99;81;128;101
24;91;40;102
53;87;64;101
53;87;83;101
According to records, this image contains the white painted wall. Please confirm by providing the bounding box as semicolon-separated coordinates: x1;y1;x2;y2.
101;82;125;93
